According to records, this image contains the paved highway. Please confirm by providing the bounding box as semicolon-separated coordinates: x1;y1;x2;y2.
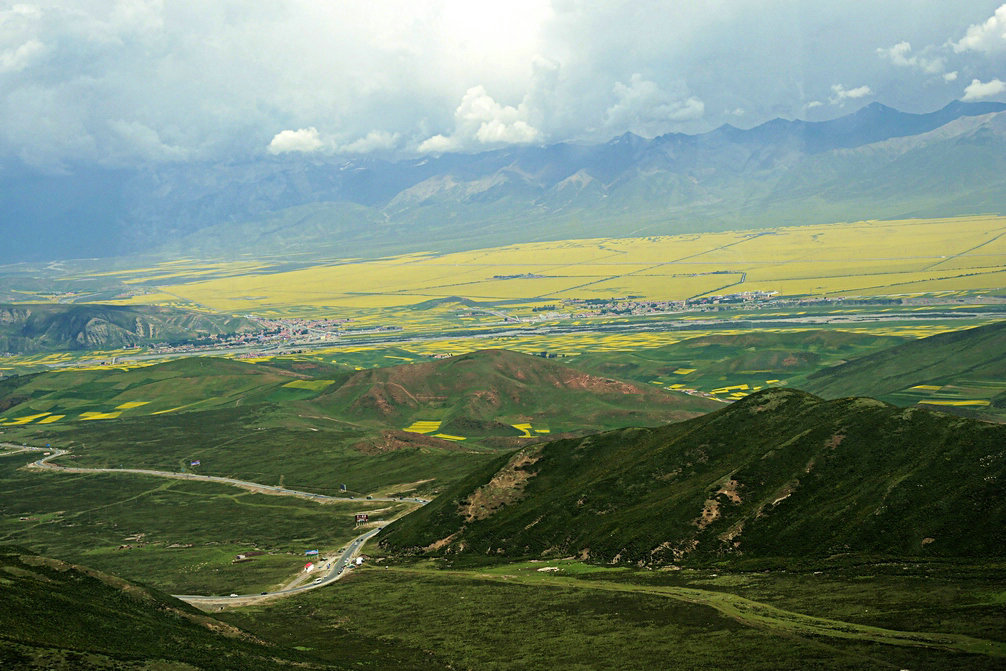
175;526;384;606
4;442;425;606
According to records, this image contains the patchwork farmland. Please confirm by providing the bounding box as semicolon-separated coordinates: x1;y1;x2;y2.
93;215;1006;315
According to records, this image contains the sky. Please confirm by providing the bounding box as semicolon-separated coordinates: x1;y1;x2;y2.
1;0;1004;170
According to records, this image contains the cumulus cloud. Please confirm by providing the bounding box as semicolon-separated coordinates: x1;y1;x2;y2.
418;84;542;153
953;3;1006;53
1;2;1002;167
962;77;1006;101
0;39;47;73
829;83;873;104
267;127;324;154
943;71;959;82
876;41;944;74
603;74;704;136
805;100;824;109
339;130;399;154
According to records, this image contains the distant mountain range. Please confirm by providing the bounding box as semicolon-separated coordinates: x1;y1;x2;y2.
4;100;1005;262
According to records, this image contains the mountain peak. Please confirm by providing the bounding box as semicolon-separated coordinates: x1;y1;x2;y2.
608;131;647;146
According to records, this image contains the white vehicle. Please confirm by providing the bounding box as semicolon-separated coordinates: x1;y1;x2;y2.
313;578;323;584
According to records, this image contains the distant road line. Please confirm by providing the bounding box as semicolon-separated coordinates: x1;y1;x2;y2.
9;443;424;506
922;227;1006;271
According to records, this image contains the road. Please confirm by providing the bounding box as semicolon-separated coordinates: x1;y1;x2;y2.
175;526;385;608
3;443;426;607
10;443;426;506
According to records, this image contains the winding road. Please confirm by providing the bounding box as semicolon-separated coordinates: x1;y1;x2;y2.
3;443;426;607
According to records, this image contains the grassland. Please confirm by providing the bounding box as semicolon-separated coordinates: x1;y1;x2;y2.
0;349;717;453
221;559;1006;670
0;449;410;595
0;546;341;670
564;329;908;402
803;320;1006;416
380;388;1006;563
3;403;495;497
92;216;1006;314
0;357;351;428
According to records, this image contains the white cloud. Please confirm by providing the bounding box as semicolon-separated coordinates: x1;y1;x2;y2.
604;74;704;136
0;39;46;73
953;4;1006;53
805;100;824;109
876;41;944;74
829;83;872;104
417;133;457;154
267;127;324;154
109;119;189;161
943;71;958;82
339;130;399;154
1;2;1001;167
418;84;542;153
961;77;1006;101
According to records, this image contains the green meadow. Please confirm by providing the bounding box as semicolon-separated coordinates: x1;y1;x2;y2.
222;559;1006;671
0;451;409;595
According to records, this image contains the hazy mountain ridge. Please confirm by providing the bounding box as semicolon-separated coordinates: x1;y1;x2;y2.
4;101;1005;262
0;304;258;355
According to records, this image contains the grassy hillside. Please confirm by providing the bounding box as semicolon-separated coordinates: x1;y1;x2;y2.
567;329;906;394
17;402;490;498
0;303;258;354
225;559;1006;671
0;350;717;500
0;356;353;425
379;388;1005;564
804;320;1006;416
312;349;719;442
0;546;339;670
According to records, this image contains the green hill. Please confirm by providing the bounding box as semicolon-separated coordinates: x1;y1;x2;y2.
311;349;720;441
379;388;1006;564
568;329;905;395
803;321;1006;417
0;545;338;670
0;303;258;355
0;356;352;423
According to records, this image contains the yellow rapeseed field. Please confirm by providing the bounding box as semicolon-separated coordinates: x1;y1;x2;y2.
95;215;1006;314
403;420;442;434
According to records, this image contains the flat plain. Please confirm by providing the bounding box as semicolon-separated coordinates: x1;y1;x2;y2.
86;215;1006;314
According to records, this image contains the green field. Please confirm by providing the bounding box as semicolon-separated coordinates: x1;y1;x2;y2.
566;328;907;400
1;321;1004;670
0;451;408;594
222;559;1006;670
0;547;338;670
